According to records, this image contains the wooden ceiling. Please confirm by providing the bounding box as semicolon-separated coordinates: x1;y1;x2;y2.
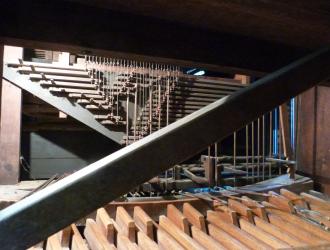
66;0;330;49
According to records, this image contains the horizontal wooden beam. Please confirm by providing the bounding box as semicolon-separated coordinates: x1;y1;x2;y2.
0;47;330;249
0;1;308;76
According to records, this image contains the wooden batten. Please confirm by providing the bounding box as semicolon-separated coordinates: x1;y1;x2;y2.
228;198;254;223
280;188;309;209
116;206;137;242
137;231;158;250
183;203;207;232
96;208;116;244
241;196;268;221
134;206;155;240
157;228;184;250
159;215;204;250
84;219;116;250
191;225;226;250
167;204;190;235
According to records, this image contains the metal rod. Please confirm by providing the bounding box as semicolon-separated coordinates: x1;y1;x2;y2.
2;47;329;249
245;125;249;180
262;115;265;180
269;111;272;178
257;118;260;180
233;131;237;186
251;121;255;182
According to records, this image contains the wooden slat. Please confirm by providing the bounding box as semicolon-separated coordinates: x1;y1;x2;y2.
18;66;89;77
254;216;309;248
241;196;268;221
268;191;295;213
280;189;309;209
207;223;248;250
48;87;101;95
117;234;140;250
239;218;290;249
157;229;184;250
71;224;89;250
46;234;62;250
159;215;205;250
228;198;254;223
29;74;93;83
96;208;116;244
84;219;116;250
116;206;136;242
40;80;96;89
183;203;207;232
301;192;330;210
263;201;330;242
137;231;158;250
167;204;190;234
266;213;327;246
213;203;239;226
191;225;226;250
207;210;271;250
134;206;154;240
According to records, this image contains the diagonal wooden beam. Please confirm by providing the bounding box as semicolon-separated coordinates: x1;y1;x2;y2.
0;47;329;249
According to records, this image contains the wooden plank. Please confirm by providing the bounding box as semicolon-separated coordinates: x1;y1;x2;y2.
159;215;205;250
207;223;249;250
228;198;254;223
183;203;206;232
254;216;307;248
96;208;116;244
59;226;71;249
17;66;89;77
40;80;96;89
71;224;89;250
116;206;136;242
241;196;268;221
48;87;101;95
117;234;140;250
213;203;239;226
207;210;271;250
133;206;154;240
268;191;295;213
157;228;184;250
167;204;190;234
46;234;62;250
263;201;330;242
191;225;226;250
266;212;327;246
301;192;330;210
0;46;23;184
137;231;158;250
29;74;93;83
280;188;309;209
239;218;290;249
84;219;116;250
279;104;293;159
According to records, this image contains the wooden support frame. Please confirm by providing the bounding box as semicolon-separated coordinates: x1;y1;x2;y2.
1;47;330;249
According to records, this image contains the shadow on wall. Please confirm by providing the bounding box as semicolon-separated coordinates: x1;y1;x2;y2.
21;131;121;180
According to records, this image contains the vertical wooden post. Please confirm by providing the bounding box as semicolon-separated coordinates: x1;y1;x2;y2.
0;46;23;184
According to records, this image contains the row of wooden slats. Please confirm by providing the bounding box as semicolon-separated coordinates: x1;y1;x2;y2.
27;188;330;250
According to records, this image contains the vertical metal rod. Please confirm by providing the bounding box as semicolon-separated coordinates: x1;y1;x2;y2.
166;66;170;126
233;132;237;186
133;62;138;142
245;125;249;180
251;121;255;182
158;65;161;130
257;118;260;181
149;64;153;135
278;108;282;175
126;60;129;146
269;111;272;178
262;115;265;180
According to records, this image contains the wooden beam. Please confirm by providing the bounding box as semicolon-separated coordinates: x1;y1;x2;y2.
157;228;184;250
167;204;190;234
183;203;206;232
0;46;23;184
84;219;116;250
136;231;158;250
96;208;116;244
191;225;225;250
116;206;136;242
133;206;154;240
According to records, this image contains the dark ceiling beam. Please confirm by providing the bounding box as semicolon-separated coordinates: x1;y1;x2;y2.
0;0;309;75
0;47;329;249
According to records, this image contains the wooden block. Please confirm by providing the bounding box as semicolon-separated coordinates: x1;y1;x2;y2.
96;208;116;243
134;206;154;240
157;228;184;250
58;226;71;249
241;196;268;221
254;216;308;248
207;210;271;250
117;234;140;250
280;188;309;209
84;219;116;250
137;231;158;250
159;215;204;250
267;213;327;246
263;201;330;242
239;218;290;249
228;198;254;223
268;191;295;213
213;204;239;226
207;223;249;250
116;206;136;242
46;234;62;250
301;192;330;210
167;204;190;234
191;225;226;250
183;203;207;232
71;224;89;250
